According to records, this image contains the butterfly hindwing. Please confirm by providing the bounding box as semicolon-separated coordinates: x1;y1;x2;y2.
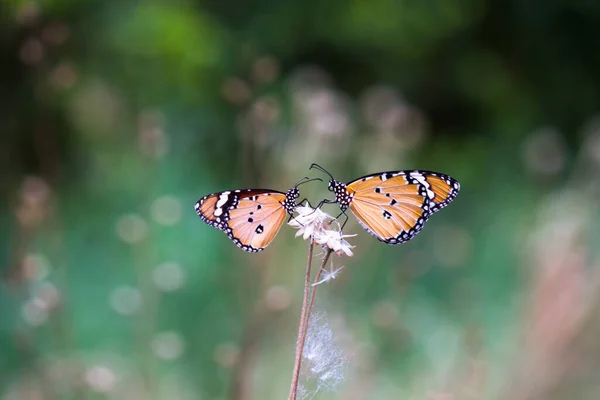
227;192;288;251
195;189;289;252
345;170;459;244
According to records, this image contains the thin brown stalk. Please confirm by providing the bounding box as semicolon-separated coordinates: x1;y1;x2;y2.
288;247;334;400
288;241;315;400
302;249;333;340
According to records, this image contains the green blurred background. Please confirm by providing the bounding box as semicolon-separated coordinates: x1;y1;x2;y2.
2;0;600;399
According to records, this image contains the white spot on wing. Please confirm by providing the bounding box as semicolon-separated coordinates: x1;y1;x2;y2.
410;172;435;199
216;192;230;208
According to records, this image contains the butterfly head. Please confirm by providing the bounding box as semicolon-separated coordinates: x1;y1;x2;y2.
286;176;323;213
308;164;352;210
327;179;335;192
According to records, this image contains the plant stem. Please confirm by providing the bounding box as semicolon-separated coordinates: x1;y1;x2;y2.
288;241;315;400
288;247;334;400
302;249;333;340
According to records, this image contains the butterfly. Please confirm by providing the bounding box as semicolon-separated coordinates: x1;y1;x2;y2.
310;164;460;244
194;177;321;252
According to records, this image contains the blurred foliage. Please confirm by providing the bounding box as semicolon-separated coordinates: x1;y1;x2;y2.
1;0;600;399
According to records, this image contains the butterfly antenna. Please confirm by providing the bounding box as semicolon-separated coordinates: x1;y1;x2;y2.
293;176;309;186
309;163;334;180
296;177;323;187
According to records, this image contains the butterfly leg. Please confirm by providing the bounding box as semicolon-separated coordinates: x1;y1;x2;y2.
287;214;304;226
287;198;327;224
287;198;313;226
289;198;337;224
299;199;336;218
315;198;337;209
294;198;335;223
336;211;349;232
297;198;314;208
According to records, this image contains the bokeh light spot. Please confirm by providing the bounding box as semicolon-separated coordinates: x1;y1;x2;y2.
150;196;182;226
152;262;186;292
50;63;77;89
15;2;40;26
22;299;49;326
34;282;61;310
252;56;279;84
85;365;117;393
19;38;44;65
109;286;142;315
264;285;291;311
152;332;185;360
68;80;122;137
22;253;51;281
16;176;51;228
222;77;252;105
116;214;148;244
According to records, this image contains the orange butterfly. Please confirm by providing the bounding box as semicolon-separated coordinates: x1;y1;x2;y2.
194;177;320;252
310;164;460;244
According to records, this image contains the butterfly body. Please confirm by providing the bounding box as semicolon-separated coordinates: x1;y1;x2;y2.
195;186;300;252
322;168;460;244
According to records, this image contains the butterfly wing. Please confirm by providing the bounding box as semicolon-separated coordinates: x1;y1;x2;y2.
423;174;460;212
227;192;288;251
347;170;459;244
195;189;288;252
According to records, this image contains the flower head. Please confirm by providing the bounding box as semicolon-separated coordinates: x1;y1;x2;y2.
289;206;355;256
313;229;355;256
288;206;335;240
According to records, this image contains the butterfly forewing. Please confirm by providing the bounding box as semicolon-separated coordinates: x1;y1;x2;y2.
195;189;290;252
345;170;459;244
195;192;229;230
425;174;459;212
227;193;288;251
197;196;219;221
